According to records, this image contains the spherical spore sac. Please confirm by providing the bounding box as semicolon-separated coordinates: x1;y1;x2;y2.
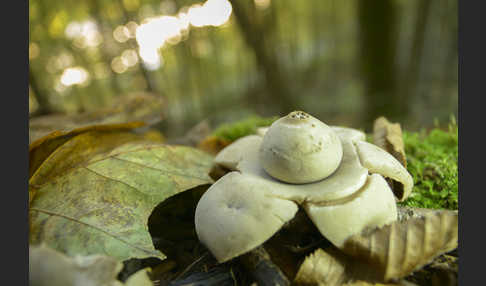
259;111;343;184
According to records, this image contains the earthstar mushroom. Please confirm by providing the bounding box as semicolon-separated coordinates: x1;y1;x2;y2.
195;111;413;263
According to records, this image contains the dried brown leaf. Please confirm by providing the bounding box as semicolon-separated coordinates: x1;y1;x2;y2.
406;254;458;286
396;206;444;222
295;209;457;285
342;210;458;282
293;247;389;286
197;135;231;155
372;117;407;168
294;246;426;286
294;248;348;286
343;281;415;286
29;92;165;143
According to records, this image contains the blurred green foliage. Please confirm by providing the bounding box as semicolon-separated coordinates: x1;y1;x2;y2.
29;0;458;137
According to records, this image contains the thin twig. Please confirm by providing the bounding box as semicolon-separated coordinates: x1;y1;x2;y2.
174;252;210;280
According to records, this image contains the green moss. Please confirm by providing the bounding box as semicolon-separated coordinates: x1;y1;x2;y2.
399;119;458;210
211;115;278;142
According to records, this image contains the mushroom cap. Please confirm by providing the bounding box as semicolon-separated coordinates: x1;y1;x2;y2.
195;172;299;262
259;111;343;184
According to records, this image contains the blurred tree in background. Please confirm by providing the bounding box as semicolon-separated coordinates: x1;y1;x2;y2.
29;0;457;137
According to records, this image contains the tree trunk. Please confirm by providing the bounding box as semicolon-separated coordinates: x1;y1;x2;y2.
358;0;400;129
229;0;293;115
402;0;433;120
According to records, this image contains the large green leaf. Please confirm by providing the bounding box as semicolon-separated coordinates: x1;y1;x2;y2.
29;131;213;261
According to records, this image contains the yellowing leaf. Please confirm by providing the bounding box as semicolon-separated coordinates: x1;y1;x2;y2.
29;125;162;204
30;125;144;183
29;136;213;261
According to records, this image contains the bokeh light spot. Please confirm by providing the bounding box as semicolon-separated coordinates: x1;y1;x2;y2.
134;0;232;69
121;49;139;67
113;25;130;43
60;67;90;86
111;57;128;74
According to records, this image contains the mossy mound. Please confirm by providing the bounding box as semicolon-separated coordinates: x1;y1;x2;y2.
211;115;278;142
400;120;458;210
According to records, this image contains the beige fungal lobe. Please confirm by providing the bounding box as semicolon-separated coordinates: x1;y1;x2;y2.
354;140;413;201
214;135;263;170
195;172;299;262
259;111;343;184
304;174;398;248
